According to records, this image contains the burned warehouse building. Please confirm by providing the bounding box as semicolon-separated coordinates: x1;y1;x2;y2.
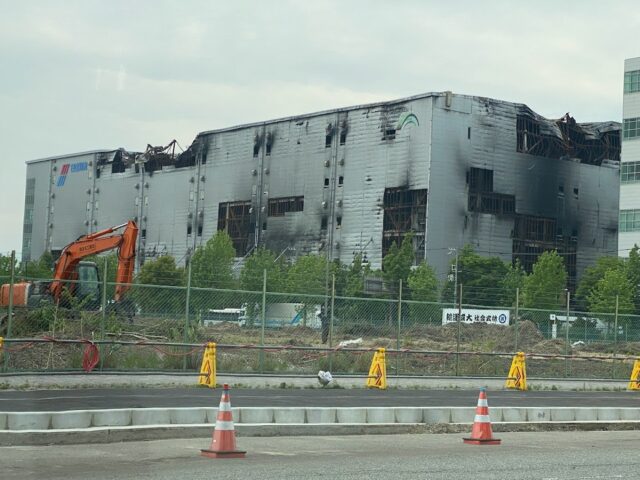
22;91;621;288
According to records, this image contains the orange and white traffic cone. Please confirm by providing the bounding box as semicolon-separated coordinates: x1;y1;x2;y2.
201;384;246;458
463;387;501;445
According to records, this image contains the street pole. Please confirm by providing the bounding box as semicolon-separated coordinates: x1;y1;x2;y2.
514;287;520;352
614;295;619;379
455;283;462;376
329;273;335;372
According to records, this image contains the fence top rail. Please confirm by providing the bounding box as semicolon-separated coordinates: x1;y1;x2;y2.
3;337;638;362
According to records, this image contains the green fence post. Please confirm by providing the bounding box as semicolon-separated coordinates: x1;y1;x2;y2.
514;287;519;352
396;279;402;377
99;256;108;371
182;260;192;371
455;284;462;376
329;273;335;372
260;269;266;373
3;250;15;373
565;290;570;378
613;295;619;379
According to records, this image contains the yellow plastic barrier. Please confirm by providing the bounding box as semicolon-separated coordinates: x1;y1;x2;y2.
505;351;527;391
366;347;387;389
628;359;640;391
198;342;217;388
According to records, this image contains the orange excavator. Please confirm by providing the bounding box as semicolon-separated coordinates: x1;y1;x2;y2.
0;221;138;311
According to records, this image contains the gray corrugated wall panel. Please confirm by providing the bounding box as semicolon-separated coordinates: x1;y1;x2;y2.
24;161;53;262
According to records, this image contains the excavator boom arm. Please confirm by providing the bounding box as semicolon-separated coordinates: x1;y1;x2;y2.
49;221;138;302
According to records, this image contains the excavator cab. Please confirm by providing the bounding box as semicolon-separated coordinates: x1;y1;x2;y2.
73;261;101;306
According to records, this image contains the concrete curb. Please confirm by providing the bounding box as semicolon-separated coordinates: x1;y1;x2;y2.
1;421;640;446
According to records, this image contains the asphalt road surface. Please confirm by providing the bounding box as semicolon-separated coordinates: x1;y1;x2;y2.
0;388;639;411
3;431;639;480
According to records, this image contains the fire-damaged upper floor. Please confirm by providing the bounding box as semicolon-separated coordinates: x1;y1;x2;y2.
23;91;621;288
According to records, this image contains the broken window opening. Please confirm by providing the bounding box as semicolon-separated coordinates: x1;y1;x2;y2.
467;127;471;140
321;217;328;230
467;167;514;216
266;132;273;156
338;176;344;186
197;223;203;236
324;178;330;187
262;222;267;231
253;133;261;157
326;124;334;148
267;196;304;217
187;224;192;236
468;167;493;192
336;216;342;228
516;112;620;165
383;128;396;141
141;229;147;239
217;200;253;255
382;187;427;261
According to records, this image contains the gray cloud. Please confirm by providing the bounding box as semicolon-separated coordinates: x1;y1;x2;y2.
1;0;638;254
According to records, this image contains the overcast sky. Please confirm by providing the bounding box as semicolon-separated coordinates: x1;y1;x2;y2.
1;0;638;256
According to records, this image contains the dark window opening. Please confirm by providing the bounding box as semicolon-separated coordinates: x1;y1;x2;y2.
197;223;203;236
267;196;304;217
217;200;253;255
382;187;427;261
96;168;101;179
321;217;328;230
467;127;471;140
383;128;396;141
573;187;579;197
336;216;342;228
253;133;261;157
111;150;126;174
468;167;493;192
326;124;334;148
262;222;267;231
187;224;192;236
141;229;147;239
324;178;330;187
558;185;564;194
338;176;344;186
340;129;347;145
266;132;273;156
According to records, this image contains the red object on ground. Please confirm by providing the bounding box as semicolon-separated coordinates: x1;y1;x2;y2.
82;342;100;372
463;387;501;445
201;384;246;458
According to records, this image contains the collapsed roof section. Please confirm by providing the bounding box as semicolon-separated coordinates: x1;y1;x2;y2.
516;106;620;165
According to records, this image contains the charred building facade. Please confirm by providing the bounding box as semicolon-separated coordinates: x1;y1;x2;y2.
23;92;620;288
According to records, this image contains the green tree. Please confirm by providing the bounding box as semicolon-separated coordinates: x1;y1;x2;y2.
626;244;640;313
343;254;368;298
20;251;55;279
382;232;415;289
522;251;567;309
190;232;236;289
286;254;326;295
500;260;526;307
407;260;440;325
587;268;635;315
134;256;185;315
575;256;626;312
441;245;509;306
0;253;18;278
240;248;287;293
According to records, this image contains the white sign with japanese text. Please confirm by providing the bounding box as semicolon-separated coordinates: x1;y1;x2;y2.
442;309;510;326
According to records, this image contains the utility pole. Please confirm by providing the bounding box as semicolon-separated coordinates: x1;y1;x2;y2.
448;247;459;306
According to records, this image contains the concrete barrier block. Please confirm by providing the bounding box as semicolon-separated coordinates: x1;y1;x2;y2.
366;408;395;424
240;408;274;424
450;408;475;423
92;409;131;427
306;408;336;424
596;408;621;422
501;408;526;422
51;411;92;429
488;408;503;422
394;408;423;424
170;408;207;425
619;408;640;421
274;408;306;424
423;408;451;424
131;408;171;426
550;408;576;422
573;408;597;422
527;408;550;422
336;408;367;424
8;412;51;431
0;414;6;430
205;408;218;424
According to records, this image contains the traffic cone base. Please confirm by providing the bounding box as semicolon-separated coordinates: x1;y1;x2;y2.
200;449;246;459
462;437;501;445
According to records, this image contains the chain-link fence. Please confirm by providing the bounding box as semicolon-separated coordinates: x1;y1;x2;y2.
2;271;640;381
